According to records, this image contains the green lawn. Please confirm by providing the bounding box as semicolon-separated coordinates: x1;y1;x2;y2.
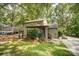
0;40;74;56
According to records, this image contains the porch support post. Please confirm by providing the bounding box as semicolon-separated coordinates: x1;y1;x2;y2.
24;27;27;38
45;27;48;40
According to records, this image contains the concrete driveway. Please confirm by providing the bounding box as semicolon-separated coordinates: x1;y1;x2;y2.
60;36;79;56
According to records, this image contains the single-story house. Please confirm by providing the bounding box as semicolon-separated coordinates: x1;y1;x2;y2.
23;19;58;40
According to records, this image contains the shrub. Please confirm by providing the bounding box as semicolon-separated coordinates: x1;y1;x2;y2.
27;28;42;39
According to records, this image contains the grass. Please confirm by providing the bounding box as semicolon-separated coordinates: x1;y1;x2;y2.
0;40;74;56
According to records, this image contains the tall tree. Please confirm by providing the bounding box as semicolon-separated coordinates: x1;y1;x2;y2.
54;4;73;35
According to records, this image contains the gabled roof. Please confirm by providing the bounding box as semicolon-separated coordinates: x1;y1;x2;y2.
24;19;58;28
24;19;48;27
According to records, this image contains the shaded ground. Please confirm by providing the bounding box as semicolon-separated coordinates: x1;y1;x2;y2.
0;39;74;56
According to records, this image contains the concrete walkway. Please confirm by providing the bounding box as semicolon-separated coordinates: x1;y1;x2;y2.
61;37;79;56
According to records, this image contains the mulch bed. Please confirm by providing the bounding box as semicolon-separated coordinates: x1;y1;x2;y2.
0;35;19;41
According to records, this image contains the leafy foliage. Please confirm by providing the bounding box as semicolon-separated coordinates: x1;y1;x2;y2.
54;3;79;37
27;28;42;39
0;3;79;37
